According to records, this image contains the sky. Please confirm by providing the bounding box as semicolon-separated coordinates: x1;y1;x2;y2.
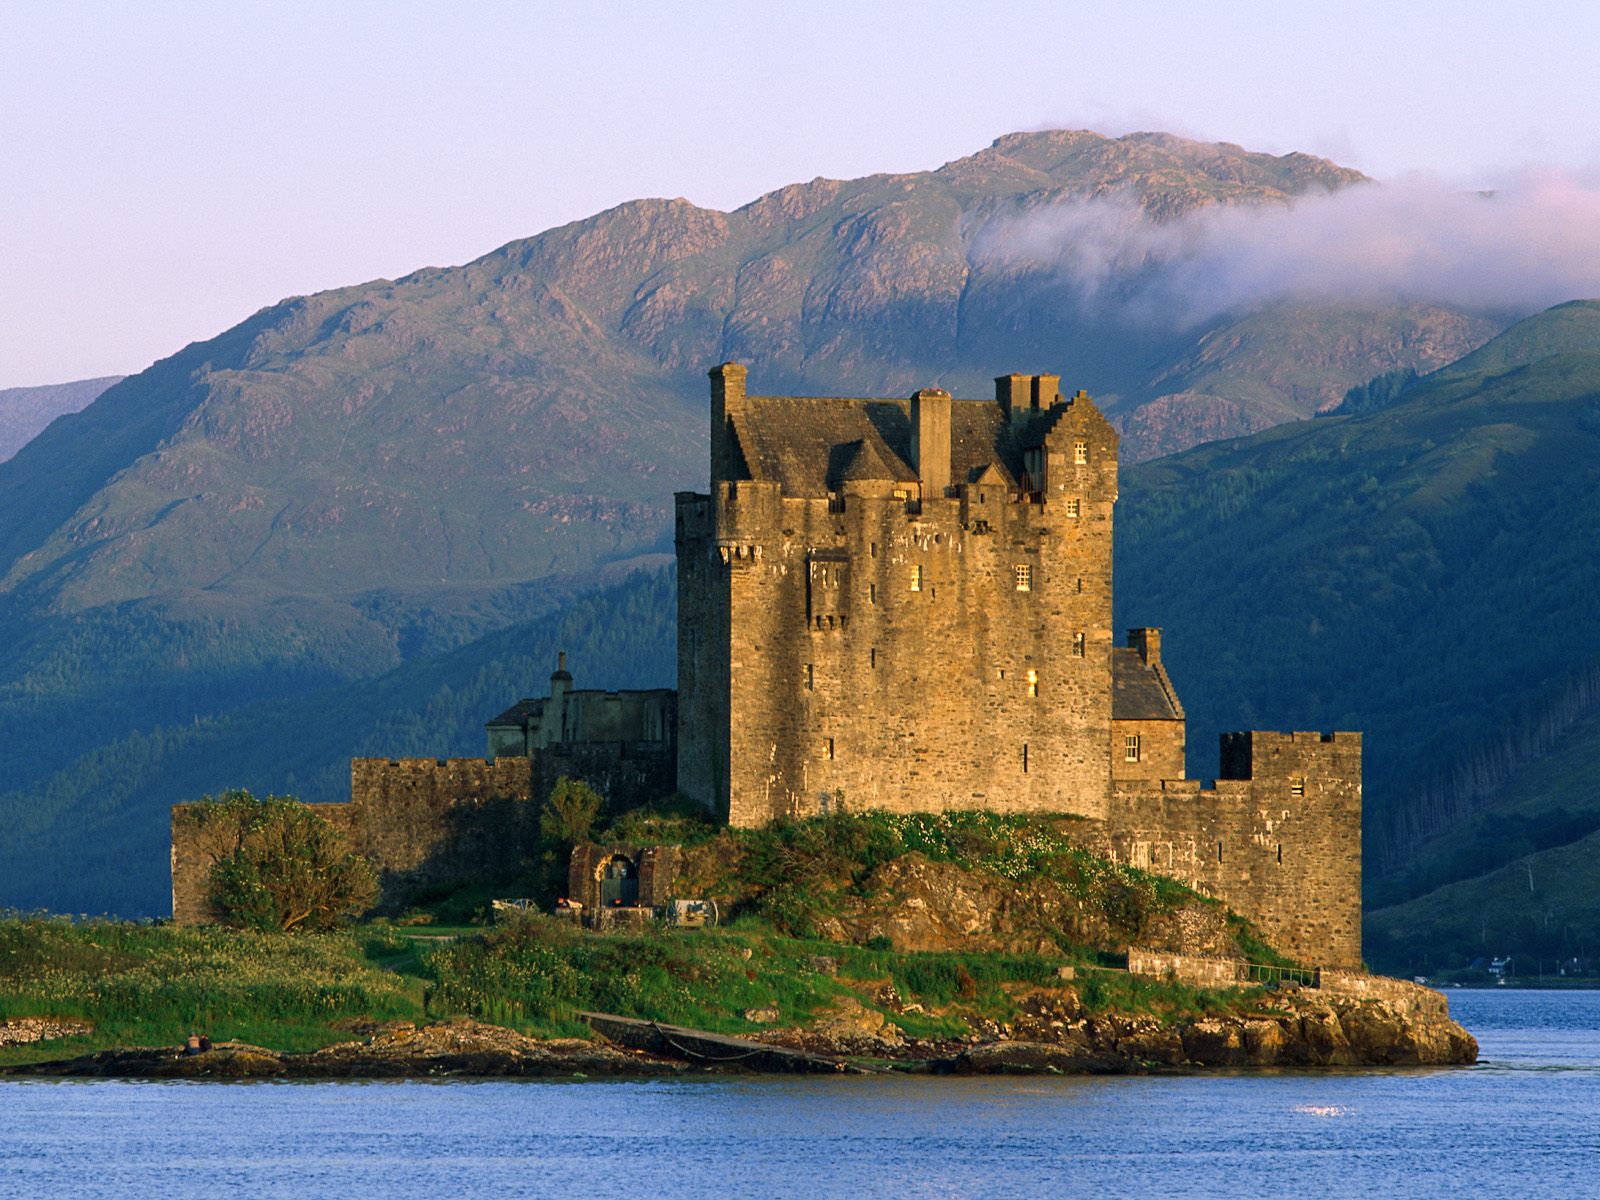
4;0;1600;387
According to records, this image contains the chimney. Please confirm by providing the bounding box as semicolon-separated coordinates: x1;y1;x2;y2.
995;373;1031;420
1032;374;1060;409
1127;628;1162;666
911;387;952;495
709;362;748;484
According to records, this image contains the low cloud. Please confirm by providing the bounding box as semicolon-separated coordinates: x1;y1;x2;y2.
974;169;1600;324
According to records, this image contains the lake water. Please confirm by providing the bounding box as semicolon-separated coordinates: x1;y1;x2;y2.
1;989;1596;1199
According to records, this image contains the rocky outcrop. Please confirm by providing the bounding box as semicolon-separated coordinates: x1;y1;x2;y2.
0;1020;685;1080
0;1017;93;1046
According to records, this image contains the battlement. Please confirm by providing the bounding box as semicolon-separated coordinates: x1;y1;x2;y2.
1219;730;1363;781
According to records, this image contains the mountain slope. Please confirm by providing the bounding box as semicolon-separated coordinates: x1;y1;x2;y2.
0;377;123;462
1115;301;1600;968
0;128;1507;915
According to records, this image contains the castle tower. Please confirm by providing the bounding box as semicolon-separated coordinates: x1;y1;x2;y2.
676;365;1121;824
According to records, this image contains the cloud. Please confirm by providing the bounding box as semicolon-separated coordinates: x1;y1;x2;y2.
973;168;1600;324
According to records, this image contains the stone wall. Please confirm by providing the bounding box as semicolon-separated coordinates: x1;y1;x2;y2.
171;759;537;922
1106;732;1363;970
1127;948;1251;989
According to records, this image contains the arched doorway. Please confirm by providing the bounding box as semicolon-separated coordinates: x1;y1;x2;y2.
599;855;638;907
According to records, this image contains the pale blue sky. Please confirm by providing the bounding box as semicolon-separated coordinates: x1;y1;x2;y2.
3;0;1599;386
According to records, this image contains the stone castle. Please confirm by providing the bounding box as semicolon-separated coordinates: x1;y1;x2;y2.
173;365;1362;969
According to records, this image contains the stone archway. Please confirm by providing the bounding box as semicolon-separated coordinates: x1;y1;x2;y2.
598;854;639;907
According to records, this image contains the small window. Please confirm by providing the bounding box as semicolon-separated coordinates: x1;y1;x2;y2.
870;647;877;669
1217;840;1224;864
910;565;923;592
892;488;908;501
1076;577;1083;594
1124;734;1141;763
870;542;878;558
1022;743;1030;773
825;737;835;760
1066;498;1081;518
869;583;876;605
1074;441;1088;465
1276;843;1284;864
1014;564;1032;592
806;663;814;691
1072;632;1085;657
1291;777;1306;797
1027;669;1038;697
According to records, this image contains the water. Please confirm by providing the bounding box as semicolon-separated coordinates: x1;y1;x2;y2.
1;989;1596;1199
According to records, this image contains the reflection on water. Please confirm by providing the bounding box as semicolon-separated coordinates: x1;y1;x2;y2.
0;989;1594;1200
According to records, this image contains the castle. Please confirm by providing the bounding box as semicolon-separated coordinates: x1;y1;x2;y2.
173;365;1362;969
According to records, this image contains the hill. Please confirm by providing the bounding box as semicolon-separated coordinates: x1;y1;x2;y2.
0;129;1505;916
0;377;122;462
1116;301;1600;971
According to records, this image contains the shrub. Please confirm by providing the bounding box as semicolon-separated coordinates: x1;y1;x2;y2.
202;792;379;932
540;777;603;847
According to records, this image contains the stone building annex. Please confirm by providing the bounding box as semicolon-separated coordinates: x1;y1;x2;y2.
173;365;1363;970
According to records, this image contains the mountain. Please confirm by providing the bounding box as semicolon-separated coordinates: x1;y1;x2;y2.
1116;300;1600;972
0;377;123;462
0;129;1507;916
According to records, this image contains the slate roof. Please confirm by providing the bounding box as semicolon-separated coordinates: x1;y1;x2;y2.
1111;648;1185;721
731;395;1023;496
486;698;542;728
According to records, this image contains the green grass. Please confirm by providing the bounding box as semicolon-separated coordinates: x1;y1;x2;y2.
0;916;424;1063
0;911;1255;1065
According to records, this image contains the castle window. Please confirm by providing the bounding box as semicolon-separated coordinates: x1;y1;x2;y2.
1291;778;1306;797
1066;498;1081;518
826;737;835;760
1076;577;1083;594
1074;441;1088;465
1027;669;1038;697
1073;632;1085;657
893;489;908;501
1014;564;1032;592
806;663;814;691
1217;841;1224;864
871;542;877;558
1022;743;1029;773
1277;843;1284;864
1124;734;1141;763
869;583;876;604
870;647;877;669
910;565;923;592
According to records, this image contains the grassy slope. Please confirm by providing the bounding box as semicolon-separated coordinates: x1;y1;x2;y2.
0;812;1261;1064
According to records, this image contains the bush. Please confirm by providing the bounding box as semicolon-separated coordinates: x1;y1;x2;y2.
540;778;603;847
201;792;379;932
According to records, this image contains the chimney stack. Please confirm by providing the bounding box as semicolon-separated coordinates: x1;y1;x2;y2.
709;362;748;483
1127;628;1162;666
1032;374;1060;409
995;373;1030;420
911;387;952;496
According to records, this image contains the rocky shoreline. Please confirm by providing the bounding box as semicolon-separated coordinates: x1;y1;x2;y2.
0;979;1476;1080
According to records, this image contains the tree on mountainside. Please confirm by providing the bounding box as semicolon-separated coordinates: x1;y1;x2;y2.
200;791;378;931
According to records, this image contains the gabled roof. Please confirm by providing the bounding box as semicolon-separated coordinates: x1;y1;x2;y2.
1111;648;1185;721
831;435;916;486
730;395;1026;497
486;698;542;728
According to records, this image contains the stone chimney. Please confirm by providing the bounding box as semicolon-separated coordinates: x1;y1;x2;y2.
1032;374;1060;408
911;387;952;495
1127;628;1162;665
995;373;1031;420
709;362;748;484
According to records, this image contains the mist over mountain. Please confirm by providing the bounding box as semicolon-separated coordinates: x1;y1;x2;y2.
0;377;123;462
0;127;1559;919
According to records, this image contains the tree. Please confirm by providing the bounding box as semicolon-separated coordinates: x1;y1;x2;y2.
201;792;379;931
539;777;603;847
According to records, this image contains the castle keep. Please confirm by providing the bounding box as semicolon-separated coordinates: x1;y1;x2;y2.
674;364;1361;967
172;363;1362;970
